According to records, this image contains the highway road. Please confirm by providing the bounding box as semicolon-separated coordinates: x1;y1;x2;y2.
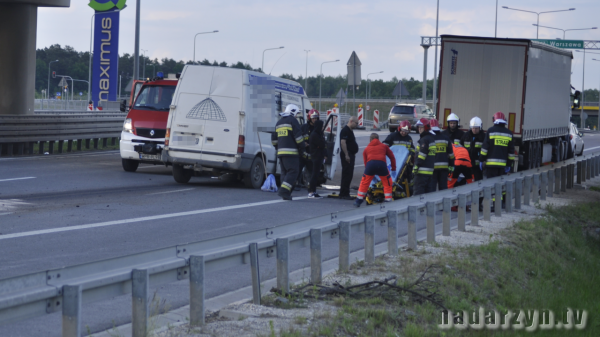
1;129;599;336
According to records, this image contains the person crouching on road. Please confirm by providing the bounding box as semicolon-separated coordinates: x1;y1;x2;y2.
271;104;306;200
448;143;474;188
307;119;327;198
354;133;396;207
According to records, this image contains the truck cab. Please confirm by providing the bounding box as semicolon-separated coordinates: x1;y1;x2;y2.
120;73;178;172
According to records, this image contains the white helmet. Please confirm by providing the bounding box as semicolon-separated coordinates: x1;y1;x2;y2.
447;113;460;123
469;116;483;129
284;104;300;116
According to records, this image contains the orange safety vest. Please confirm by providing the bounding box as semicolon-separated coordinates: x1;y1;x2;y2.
452;144;472;168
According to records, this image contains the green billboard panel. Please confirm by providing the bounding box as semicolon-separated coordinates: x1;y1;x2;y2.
532;39;584;49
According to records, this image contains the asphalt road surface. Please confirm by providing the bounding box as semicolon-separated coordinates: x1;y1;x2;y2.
1;129;599;336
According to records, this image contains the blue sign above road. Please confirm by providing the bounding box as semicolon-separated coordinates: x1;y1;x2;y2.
91;8;122;108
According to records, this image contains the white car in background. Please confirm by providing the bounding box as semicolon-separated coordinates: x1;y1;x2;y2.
569;122;584;156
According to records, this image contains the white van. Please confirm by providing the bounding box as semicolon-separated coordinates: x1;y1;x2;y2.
162;65;341;188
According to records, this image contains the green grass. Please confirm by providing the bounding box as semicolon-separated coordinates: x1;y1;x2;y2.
273;201;600;336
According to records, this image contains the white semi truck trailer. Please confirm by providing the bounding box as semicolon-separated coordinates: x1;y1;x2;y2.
436;35;573;171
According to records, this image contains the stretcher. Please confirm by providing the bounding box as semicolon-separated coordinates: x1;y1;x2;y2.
365;146;413;205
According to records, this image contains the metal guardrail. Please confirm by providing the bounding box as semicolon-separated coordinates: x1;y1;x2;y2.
0;111;126;156
1;151;598;336
34;100;125;111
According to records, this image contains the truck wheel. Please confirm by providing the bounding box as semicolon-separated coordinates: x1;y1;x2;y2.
173;164;192;183
122;159;139;172
244;156;265;189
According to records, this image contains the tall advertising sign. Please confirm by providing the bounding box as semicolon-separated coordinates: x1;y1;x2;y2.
89;1;126;108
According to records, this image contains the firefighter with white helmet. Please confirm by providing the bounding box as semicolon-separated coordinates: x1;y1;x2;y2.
460;116;486;181
441;112;464;145
271;104;306;200
479;112;515;178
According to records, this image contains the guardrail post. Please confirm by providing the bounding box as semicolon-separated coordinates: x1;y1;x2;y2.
458;194;466;231
77;140;82;151
310;229;322;283
190;255;205;326
547;170;554;197
102;138;108;148
339;222;350;271
561;166;567;192
540;172;547;201
112;137;117;146
93;138;99;150
471;190;479;226
6;143;13;156
567;164;574;189
483;187;492;221
365;216;375;263
17;143;24;155
426;202;435;243
276;238;289;294
48;141;55;155
505;181;513;213
387;210;398;256
591;157;595;179
494;183;503;217
27;142;33;154
442;198;451;236
524;176;531;206
57;140;64;154
576;160;582;185
515;178;522;209
249;243;261;305
132;269;149;337
408;206;417;249
596;156;599;177
586;159;591;181
532;174;540;203
62;285;82;337
38;141;45;155
67;140;73;152
554;168;561;194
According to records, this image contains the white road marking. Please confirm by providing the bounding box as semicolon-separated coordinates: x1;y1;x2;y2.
146;188;195;195
583;146;600;152
0;177;36;182
0;199;32;212
0;196;311;240
137;165;169;170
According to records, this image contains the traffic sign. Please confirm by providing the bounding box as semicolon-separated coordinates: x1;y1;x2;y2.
347;51;362;86
335;88;346;106
366;105;370;111
58;77;67;87
532;39;584;49
79;92;83;96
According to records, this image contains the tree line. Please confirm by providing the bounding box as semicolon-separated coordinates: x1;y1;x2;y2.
36;44;599;102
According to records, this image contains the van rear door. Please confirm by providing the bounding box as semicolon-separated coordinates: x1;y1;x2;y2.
323;113;341;180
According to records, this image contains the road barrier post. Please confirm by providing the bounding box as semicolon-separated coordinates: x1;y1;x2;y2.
567;164;573;188
532;174;540;203
426;202;436;243
587;158;591;180
190;256;205;326
494;183;503;217
541;172;548;200
471;190;479;226
62;285;82;337
387;211;399;256
339;222;350;271
483;187;492;221
365;216;375;263
524;176;531;205
505;181;513;213
249;243;261;305
561;166;567;192
58;140;64;154
554;168;561;194
442;198;451;236
515;178;523;209
132;269;149;337
408;206;417;249
547;170;554;197
458;194;466;231
310;229;322;284
276;238;289;294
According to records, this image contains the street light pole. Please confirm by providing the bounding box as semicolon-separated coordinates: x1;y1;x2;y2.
141;49;147;79
366;71;383;121
592;58;600;130
193;30;219;64
502;6;575;39
262;47;284;73
48;60;58;100
319;59;340;111
495;0;498;38
533;24;597;39
304;50;310;94
433;0;439;116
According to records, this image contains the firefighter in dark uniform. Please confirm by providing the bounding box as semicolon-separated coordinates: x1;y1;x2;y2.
429;118;454;192
296;109;319;189
383;120;415;155
271;104;306;200
413;118;437;195
461;116;486;181
480;112;515;178
441;112;465;145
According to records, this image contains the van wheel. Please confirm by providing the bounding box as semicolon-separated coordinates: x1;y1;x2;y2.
244;156;265;189
122;159;139;172
173;164;193;183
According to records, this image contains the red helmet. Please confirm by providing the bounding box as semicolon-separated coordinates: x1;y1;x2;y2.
416;118;431;132
398;120;411;132
493;112;506;123
429;118;440;129
308;109;320;119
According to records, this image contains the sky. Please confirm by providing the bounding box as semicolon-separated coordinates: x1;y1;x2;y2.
37;0;600;92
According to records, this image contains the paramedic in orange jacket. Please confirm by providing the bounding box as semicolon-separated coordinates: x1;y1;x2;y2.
354;133;396;207
448;143;474;189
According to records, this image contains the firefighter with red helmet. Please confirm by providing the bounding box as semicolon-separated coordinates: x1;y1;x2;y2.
480;112;515;178
413;118;437;195
383;120;415;154
296;109;320;189
429;118;454;191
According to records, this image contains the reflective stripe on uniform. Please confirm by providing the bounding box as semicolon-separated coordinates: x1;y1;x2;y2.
480;149;488;155
417;167;434;174
278;148;299;155
281;182;292;190
487;158;507;163
418;152;427;160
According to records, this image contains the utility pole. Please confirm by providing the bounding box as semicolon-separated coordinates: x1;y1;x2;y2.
133;0;141;80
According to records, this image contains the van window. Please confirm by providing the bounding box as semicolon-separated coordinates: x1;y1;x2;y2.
134;85;176;111
422;107;433;116
390;106;414;115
